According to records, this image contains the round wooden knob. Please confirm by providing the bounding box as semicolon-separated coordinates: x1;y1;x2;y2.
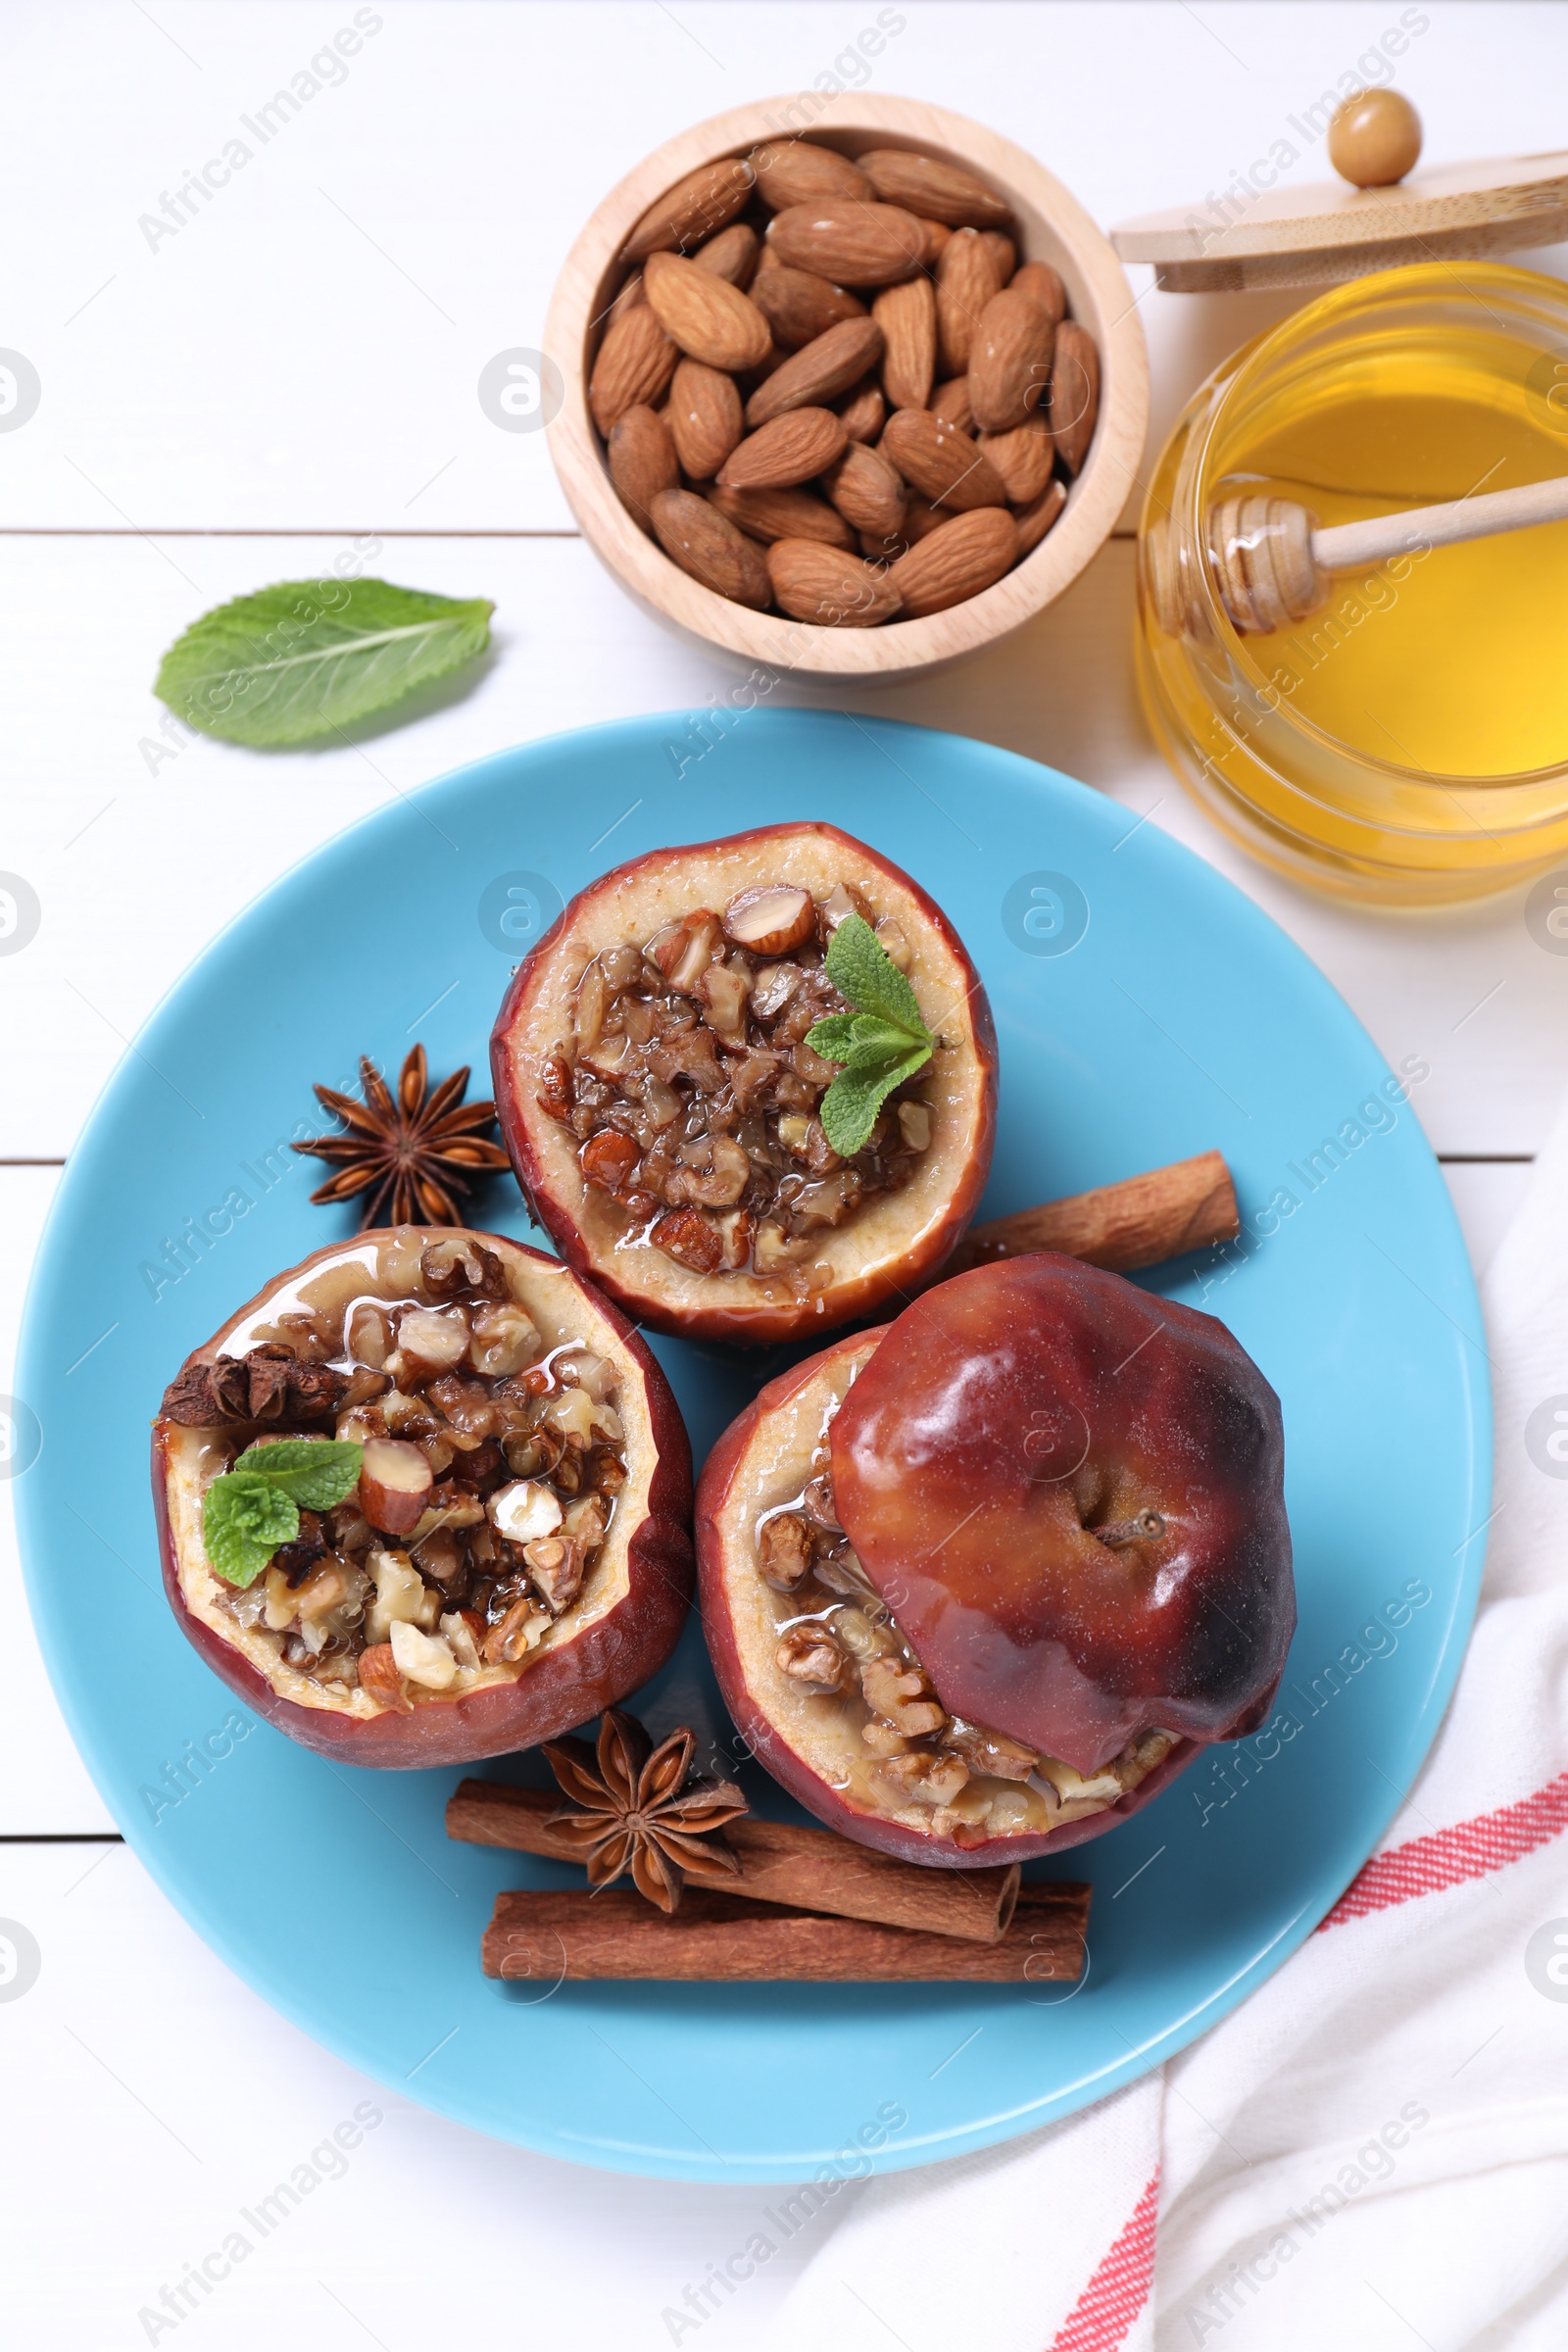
1328;88;1422;188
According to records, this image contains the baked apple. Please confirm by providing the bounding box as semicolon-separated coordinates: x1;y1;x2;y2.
697;1254;1293;1866
490;822;997;1345
153;1228;692;1766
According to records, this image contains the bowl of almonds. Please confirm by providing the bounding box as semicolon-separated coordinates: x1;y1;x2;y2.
544;96;1149;684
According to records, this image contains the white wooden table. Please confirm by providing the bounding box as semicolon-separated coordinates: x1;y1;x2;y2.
4;7;1565;2343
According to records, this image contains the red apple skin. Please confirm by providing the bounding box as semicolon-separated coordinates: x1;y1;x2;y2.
696;1332;1199;1868
833;1254;1294;1777
152;1232;694;1769
490;821;998;1347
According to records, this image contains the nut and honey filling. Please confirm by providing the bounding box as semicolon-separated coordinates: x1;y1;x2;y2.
162;1236;626;1707
756;1460;1177;1847
538;881;935;1281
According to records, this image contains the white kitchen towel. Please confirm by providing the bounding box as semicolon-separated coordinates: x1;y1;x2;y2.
761;1099;1568;2352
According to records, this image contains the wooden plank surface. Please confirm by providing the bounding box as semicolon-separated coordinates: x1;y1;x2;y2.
0;5;1561;2337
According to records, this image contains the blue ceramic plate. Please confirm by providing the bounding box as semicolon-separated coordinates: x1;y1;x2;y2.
18;711;1489;2182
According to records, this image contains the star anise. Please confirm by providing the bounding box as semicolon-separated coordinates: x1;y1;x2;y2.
160;1345;353;1427
293;1044;512;1226
542;1709;749;1916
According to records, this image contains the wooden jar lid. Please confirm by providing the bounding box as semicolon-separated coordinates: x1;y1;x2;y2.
1112;150;1568;292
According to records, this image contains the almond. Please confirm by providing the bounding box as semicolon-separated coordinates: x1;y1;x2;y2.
718;407;847;491
872;277;936;412
936;227;1006;375
746;315;885;425
888;507;1019;617
750;264;867;352
589;306;678;433
666;359;743;481
644;251;772;372
1011;260;1067;328
916;218;953;268
858;149;1013;230
975;416;1055;504
740;342;790;394
622;158;755;262
881;408;1007;512
1014;477;1067;556
981;231;1018;282
969;288;1054;432
651;487;771;608
750;138;871;210
766;540;904;627
821;440;906;537
930;374;974;430
693;221;760;289
767;201;926;287
858;495;942;565
837;378;886;444
708;483;856;550
607;271;646;323
607;404;679;528
1050;320;1100;475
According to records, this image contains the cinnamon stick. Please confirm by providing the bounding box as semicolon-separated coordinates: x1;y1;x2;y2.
447;1779;1019;1945
946;1149;1239;1279
481;1882;1090;1983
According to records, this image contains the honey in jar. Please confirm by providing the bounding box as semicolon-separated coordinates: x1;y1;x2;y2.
1136;263;1568;904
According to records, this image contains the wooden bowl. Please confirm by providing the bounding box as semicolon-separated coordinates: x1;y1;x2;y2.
544;95;1149;686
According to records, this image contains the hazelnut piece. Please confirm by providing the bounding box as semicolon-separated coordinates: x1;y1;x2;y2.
358;1439;434;1537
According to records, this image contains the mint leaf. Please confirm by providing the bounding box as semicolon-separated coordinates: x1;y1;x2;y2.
807;917;935;1156
233;1439;364;1511
819;1044;932;1158
203;1473;299;1589
823;914;931;1039
155;577;494;747
802;1010;860;1061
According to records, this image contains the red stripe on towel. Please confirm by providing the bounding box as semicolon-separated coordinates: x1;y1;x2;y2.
1318;1769;1568;1929
1048;2171;1159;2352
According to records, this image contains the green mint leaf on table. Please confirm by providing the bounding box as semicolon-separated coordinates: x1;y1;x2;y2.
203;1474;301;1590
232;1439;364;1512
154;578;494;748
806;913;935;1158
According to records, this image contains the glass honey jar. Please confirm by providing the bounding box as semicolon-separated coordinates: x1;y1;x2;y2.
1135;263;1568;904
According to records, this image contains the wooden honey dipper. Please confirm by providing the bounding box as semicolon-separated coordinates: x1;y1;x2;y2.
1146;472;1568;639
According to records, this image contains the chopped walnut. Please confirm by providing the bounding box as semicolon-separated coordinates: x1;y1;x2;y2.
944;1722;1040;1782
876;1750;970;1808
419;1237;508;1303
759;1510;814;1592
482;1592;551;1664
800;1475;841;1532
860;1656;947;1738
775;1620;851;1691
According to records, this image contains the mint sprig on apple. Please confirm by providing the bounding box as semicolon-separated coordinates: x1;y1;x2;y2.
202;1439;364;1589
806;913;935;1159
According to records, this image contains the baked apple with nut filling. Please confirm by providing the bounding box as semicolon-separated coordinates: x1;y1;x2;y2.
153;1228;692;1766
490;822;997;1345
697;1253;1293;1865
